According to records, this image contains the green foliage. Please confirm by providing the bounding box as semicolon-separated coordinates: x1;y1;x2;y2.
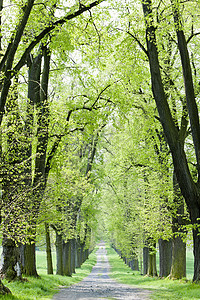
97;110;175;257
1;0;200;287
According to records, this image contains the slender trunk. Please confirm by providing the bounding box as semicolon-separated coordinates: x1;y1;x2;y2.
144;240;157;277
147;248;157;277
45;222;53;275
71;239;76;274
80;243;85;265
159;239;172;277
55;232;63;275
76;238;81;268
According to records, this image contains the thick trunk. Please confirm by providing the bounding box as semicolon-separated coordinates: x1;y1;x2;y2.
143;246;149;275
159;239;172;277
63;240;72;276
55;232;63;275
0;237;22;280
170;236;186;279
23;241;38;277
45;223;53;275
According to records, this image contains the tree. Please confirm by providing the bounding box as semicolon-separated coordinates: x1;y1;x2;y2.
141;0;200;281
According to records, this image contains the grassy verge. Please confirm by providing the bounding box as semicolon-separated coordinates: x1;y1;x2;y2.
1;250;97;300
107;246;200;300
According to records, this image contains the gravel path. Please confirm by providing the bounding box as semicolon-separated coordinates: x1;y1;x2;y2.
53;242;152;300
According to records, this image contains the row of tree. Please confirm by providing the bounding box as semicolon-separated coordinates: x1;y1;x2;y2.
1;0;200;294
95;0;200;282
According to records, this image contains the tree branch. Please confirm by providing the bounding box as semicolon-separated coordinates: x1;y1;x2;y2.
13;0;105;73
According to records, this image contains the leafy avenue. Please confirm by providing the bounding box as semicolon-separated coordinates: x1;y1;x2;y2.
0;0;200;297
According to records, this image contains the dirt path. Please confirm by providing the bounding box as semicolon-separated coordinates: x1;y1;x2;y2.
53;242;151;300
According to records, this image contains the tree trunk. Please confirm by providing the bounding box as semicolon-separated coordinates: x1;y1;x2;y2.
170;171;186;279
23;241;38;277
190;208;200;282
80;242;85;265
0;237;22;281
63;240;72;276
159;239;172;277
45;222;53;275
147;250;157;277
55;232;63;275
71;239;76;274
143;246;149;275
170;236;186;279
76;239;81;268
144;240;157;277
129;258;139;271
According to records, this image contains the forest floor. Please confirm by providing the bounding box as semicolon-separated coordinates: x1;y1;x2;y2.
52;241;151;300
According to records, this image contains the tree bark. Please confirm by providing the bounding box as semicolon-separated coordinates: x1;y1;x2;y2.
147;243;157;277
143;246;149;275
71;239;76;274
170;236;186;279
0;238;22;281
45;222;53;275
63;240;72;276
23;240;38;277
159;239;172;277
170;171;186;279
76;238;82;268
55;232;63;275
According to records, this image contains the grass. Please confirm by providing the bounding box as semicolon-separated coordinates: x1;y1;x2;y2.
106;246;200;300
1;250;97;300
0;245;199;299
